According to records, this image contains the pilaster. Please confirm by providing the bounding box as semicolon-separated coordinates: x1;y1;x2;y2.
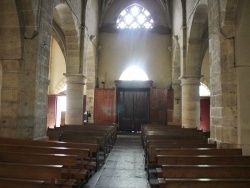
64;74;85;125
181;76;200;129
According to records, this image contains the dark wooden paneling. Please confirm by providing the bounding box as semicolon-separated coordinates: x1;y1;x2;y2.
47;95;56;128
117;89;149;132
94;89;116;123
150;88;168;124
200;97;210;132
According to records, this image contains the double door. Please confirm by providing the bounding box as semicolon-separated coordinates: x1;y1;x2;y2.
117;89;149;132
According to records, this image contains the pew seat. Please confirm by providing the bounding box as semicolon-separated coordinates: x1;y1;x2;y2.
157;178;250;188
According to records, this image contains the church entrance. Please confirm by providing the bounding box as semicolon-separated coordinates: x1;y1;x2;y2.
117;88;150;132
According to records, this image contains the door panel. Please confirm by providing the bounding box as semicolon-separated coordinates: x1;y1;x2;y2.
150;88;168;124
117;89;149;132
133;91;149;131
117;91;134;131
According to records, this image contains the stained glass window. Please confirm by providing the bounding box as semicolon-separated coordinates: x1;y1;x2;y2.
116;4;154;29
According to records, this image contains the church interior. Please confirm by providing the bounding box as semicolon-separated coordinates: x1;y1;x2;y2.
1;0;250;187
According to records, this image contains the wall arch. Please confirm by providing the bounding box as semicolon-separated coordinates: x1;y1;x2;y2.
54;3;80;74
186;4;208;76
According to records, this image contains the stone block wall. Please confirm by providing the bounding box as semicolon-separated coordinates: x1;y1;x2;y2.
208;0;238;146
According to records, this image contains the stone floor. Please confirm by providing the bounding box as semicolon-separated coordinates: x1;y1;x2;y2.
84;133;150;188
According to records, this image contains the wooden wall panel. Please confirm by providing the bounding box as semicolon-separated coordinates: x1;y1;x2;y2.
150;88;168;124
94;89;116;123
47;95;56;128
200;97;210;132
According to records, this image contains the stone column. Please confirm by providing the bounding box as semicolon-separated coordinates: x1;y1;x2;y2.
172;83;182;122
64;74;85;125
181;76;200;129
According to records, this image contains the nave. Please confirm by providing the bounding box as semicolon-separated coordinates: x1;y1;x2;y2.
84;133;150;188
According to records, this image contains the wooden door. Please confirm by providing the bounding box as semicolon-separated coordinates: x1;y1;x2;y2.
117;89;149;132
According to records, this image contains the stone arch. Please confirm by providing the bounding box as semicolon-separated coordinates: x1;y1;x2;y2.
85;42;96;122
54;3;80;73
186;4;208;76
51;21;67;59
219;0;239;38
49;37;66;94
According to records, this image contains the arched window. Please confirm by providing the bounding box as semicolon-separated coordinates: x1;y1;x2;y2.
199;83;210;96
116;4;154;29
119;65;149;81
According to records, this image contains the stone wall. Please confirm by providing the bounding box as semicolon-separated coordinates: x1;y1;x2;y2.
208;0;238;147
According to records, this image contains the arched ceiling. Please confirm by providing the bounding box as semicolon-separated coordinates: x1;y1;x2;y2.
99;0;172;34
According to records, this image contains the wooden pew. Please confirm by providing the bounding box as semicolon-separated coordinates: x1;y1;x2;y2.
0;144;90;179
158;178;250;188
0;178;44;188
62;124;117;144
60;125;116;153
0;162;75;187
157;165;250;178
146;143;216;170
59;132;108;159
141;124;205;144
157;155;250;166
0;137;99;171
0;151;87;181
155;148;242;156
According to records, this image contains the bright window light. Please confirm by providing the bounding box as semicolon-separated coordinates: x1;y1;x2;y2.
116;4;154;29
56;85;67;127
200;83;210;96
119;65;149;81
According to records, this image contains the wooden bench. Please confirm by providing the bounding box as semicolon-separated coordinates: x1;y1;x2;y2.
60;125;116;152
146;143;217;169
157;165;250;178
0;151;87;181
0;162;75;187
157;155;250;166
157;178;250;188
0;178;44;188
0;137;99;171
59;133;108;159
155;148;242;156
62;124;117;145
0;143;90;179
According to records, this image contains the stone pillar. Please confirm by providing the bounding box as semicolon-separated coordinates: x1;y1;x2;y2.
172;83;182;122
181;76;200;129
65;74;85;125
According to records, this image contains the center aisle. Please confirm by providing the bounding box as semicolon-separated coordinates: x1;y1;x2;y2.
84;133;150;188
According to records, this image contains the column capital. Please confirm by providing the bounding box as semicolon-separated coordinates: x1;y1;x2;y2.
179;75;203;86
179;74;203;79
63;73;85;78
63;73;86;85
